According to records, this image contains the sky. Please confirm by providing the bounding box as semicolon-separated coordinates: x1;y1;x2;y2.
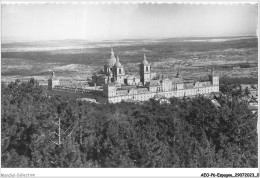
2;3;258;41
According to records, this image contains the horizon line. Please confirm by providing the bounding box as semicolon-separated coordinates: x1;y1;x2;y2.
2;34;257;44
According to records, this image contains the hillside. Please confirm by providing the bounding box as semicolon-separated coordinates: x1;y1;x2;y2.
1;79;258;168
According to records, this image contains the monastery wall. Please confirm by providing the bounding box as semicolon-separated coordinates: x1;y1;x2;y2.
108;85;219;103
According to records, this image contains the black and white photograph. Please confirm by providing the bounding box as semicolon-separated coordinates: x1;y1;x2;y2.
1;1;258;177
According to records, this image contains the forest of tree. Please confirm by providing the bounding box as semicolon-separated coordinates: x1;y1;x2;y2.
219;76;258;97
220;76;258;86
1;78;258;168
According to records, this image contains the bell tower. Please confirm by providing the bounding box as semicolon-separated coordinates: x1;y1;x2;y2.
48;71;60;90
209;67;219;86
139;53;151;85
113;55;125;84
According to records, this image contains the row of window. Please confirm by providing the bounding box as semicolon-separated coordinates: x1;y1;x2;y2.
109;86;219;103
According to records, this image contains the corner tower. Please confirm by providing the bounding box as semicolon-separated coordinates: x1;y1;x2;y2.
139;53;151;85
48;71;60;90
209;67;219;86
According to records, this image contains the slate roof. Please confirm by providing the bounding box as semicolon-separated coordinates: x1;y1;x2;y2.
171;78;183;84
147;80;161;87
137;88;149;93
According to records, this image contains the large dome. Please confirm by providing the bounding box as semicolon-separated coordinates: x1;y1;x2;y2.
106;49;116;67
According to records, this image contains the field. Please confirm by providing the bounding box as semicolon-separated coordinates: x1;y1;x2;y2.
1;36;258;84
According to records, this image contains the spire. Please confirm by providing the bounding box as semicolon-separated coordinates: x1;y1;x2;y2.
51;71;55;79
117;55;119;62
176;69;181;78
115;55;122;67
211;67;215;76
142;53;149;65
111;48;115;57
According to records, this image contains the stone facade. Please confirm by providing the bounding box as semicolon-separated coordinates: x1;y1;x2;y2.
48;49;220;104
101;50;219;103
105;83;219;103
48;73;94;93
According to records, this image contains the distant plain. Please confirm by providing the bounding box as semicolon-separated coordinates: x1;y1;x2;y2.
1;36;258;84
